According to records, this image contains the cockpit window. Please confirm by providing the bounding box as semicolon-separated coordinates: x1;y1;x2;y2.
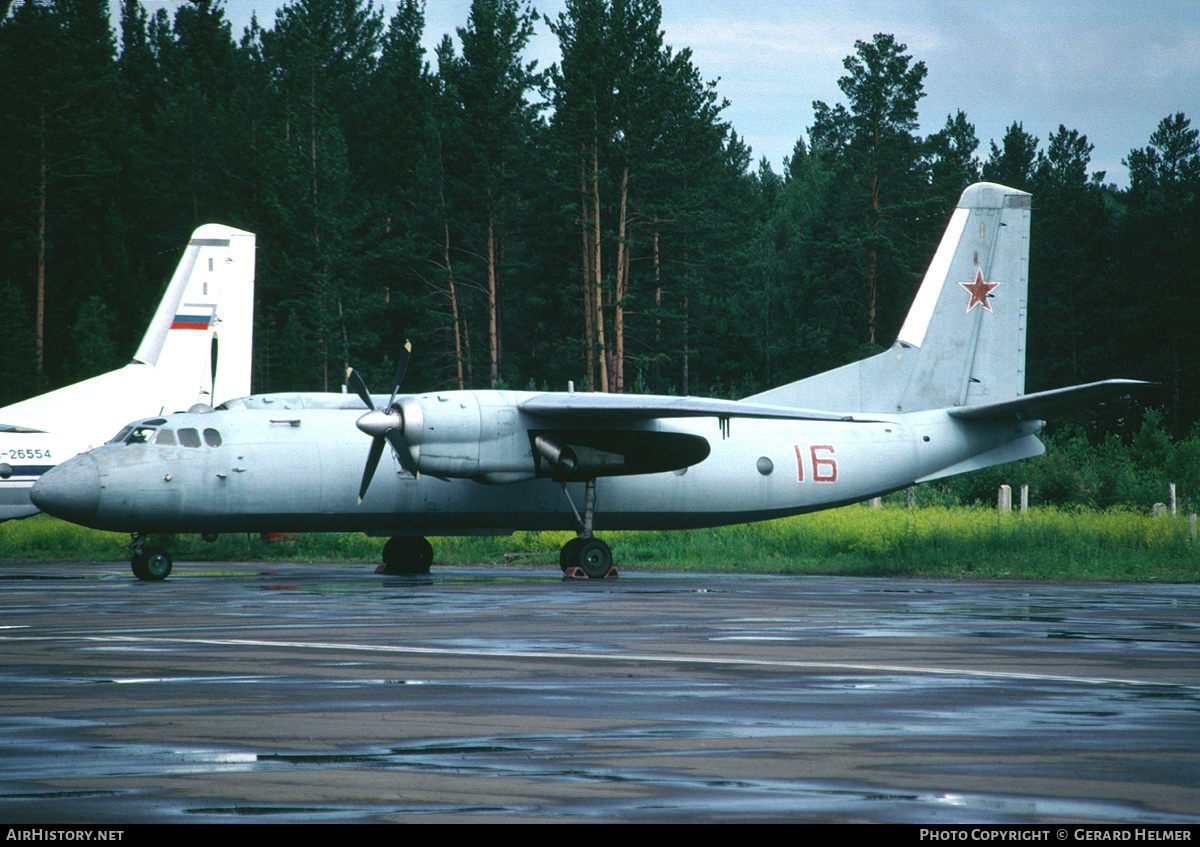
178;428;202;448
124;426;158;444
110;423;215;448
111;419;172;446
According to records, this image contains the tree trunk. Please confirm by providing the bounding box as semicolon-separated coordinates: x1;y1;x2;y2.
866;154;880;346
613;164;629;393
652;226;661;391
36;106;46;380
579;150;595;391
443;217;465;390
487;197;499;388
591;136;608;392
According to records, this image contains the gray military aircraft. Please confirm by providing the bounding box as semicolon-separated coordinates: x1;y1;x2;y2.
32;183;1142;580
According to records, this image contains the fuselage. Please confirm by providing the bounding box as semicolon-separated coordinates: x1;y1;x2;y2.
30;390;1043;536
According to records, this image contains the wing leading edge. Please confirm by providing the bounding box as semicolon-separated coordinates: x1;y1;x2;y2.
519;393;874;423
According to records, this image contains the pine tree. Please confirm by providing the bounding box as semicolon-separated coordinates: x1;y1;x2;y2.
548;0;734;394
1025;125;1114;396
440;0;540;388
1119;113;1200;434
982;122;1039;192
257;0;384;391
810;34;930;347
0;0;123;389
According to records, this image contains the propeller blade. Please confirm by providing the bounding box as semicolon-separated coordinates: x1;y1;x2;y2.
359;435;386;502
346;368;376;411
388;341;412;409
385;428;420;478
352;343;419;497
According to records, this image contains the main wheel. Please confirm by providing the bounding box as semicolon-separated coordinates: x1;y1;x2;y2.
131;547;173;581
558;537;585;572
380;536;433;575
574;538;612;579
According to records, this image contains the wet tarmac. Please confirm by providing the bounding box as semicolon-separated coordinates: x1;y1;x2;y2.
1;560;1198;824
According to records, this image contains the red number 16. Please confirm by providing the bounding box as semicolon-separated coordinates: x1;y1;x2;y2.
794;444;838;483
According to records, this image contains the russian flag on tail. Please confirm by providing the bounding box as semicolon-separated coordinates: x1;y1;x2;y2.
171;303;216;330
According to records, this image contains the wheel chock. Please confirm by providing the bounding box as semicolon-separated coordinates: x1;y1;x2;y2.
562;566;619;580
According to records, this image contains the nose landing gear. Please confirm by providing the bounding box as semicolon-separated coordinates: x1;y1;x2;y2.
130;534;173;581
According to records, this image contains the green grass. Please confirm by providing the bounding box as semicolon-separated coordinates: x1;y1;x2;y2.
2;505;1198;582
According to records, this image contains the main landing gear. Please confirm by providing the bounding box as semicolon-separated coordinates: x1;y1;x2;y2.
557;478;618;580
377;535;434;575
558;535;615;579
129;533;173;581
375;479;618;580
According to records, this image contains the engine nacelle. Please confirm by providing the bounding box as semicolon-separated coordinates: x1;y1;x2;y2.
402;391;537;482
387;390;710;484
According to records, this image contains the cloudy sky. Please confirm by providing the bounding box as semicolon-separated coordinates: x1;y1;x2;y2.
121;0;1200;186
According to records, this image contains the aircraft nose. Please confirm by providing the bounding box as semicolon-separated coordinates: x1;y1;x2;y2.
31;453;101;525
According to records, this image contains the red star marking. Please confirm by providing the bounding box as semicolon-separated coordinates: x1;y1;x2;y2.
960;268;998;313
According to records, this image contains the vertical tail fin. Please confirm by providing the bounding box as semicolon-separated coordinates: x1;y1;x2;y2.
746;182;1031;413
136;224;256;409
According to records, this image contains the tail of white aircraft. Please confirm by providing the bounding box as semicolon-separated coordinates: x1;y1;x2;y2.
133;224;256;410
0;224;255;520
0;224;255;434
748;182;1031;414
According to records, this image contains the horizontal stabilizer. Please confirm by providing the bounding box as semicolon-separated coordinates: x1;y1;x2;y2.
947;380;1152;422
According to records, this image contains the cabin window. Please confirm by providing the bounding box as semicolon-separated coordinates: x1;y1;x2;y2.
109;425;134;444
203;428;222;447
178;428;202;448
154;429;177;446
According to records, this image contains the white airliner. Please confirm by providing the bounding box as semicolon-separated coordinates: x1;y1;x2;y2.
0;225;255;520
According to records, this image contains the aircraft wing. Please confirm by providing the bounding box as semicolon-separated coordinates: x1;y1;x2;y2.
947;380;1152;422
517;393;878;481
519;393;869;423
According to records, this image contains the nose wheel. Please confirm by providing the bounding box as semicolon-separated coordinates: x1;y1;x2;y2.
130;535;173;581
